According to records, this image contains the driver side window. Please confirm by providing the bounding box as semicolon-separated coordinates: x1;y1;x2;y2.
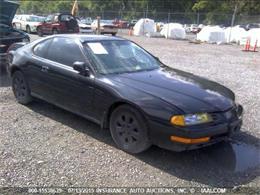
46;38;85;67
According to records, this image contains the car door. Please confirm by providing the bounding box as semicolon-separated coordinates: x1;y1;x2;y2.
43;37;96;119
25;38;55;100
41;15;54;34
20;15;27;31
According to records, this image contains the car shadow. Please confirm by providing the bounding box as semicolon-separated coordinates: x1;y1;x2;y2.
0;68;11;87
27;100;260;187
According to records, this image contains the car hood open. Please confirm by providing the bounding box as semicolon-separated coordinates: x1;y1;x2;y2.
109;67;235;113
0;0;19;26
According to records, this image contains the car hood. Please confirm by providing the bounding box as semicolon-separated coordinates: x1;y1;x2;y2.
0;0;19;26
108;67;235;113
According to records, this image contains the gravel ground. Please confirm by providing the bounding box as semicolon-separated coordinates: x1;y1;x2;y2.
0;33;259;190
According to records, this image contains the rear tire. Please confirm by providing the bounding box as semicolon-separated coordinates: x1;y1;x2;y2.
109;105;151;154
112;33;116;36
12;71;33;105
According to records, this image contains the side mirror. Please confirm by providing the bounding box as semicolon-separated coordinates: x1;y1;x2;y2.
73;61;90;76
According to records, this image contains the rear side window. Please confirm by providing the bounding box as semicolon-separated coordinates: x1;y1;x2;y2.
46;37;85;67
33;39;52;58
59;14;74;22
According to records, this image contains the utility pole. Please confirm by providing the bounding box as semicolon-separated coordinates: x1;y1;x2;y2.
231;3;238;27
197;12;200;25
229;2;238;43
146;2;149;18
97;16;101;35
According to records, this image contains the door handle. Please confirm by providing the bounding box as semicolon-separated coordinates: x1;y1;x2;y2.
41;66;49;72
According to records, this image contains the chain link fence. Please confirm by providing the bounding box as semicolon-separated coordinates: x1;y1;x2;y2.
21;8;260;26
75;10;259;26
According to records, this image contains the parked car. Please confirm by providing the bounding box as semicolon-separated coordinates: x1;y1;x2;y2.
12;14;21;26
77;19;93;34
37;13;79;36
128;19;137;28
12;14;45;33
113;19;128;28
91;20;117;35
190;24;201;34
8;34;243;154
81;17;92;25
0;0;30;69
245;23;260;31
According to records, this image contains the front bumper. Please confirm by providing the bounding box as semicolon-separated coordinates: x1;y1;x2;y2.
148;107;243;152
80;28;93;33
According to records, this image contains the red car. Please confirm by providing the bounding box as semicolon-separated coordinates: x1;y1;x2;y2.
37;13;79;36
113;19;128;29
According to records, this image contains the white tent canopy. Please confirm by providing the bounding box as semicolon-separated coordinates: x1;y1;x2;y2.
197;26;226;44
133;18;155;36
224;26;247;43
160;23;186;39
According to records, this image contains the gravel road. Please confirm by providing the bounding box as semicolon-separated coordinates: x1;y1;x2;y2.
0;33;259;190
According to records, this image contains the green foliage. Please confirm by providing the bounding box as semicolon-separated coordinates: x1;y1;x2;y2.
17;0;260;24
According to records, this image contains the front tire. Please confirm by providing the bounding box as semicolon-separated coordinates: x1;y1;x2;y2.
12;71;33;105
109;105;151;154
37;27;43;37
26;25;31;34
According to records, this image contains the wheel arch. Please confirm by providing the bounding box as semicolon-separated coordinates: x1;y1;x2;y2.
102;100;148;130
10;66;21;76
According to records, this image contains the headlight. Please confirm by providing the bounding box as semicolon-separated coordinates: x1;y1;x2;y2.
170;113;213;126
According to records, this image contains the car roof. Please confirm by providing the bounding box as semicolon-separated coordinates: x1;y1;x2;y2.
49;34;126;43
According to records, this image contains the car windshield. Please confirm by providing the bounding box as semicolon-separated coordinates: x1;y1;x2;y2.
84;40;160;74
28;16;44;22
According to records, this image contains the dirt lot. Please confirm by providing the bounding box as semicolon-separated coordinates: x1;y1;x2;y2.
0;33;259;190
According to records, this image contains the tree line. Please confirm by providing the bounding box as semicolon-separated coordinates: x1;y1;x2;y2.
17;0;260;24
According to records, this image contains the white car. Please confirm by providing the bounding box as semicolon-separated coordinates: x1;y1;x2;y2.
81;17;92;25
12;15;21;26
189;24;201;34
91;20;118;35
77;19;93;34
12;15;45;33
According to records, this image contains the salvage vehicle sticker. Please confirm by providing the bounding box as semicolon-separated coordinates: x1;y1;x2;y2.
87;42;108;54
